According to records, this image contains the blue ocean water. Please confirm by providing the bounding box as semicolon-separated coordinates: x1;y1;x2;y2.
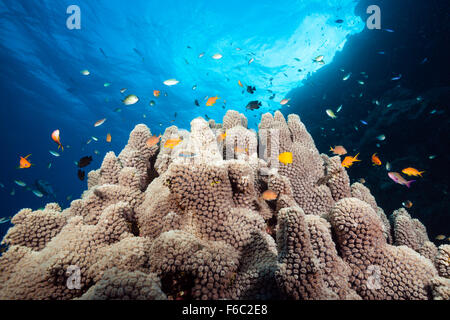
0;0;449;242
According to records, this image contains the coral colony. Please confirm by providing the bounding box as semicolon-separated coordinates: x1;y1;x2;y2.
0;110;449;300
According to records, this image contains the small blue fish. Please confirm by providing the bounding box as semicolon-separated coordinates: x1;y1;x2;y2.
48;163;52;169
32;190;43;198
49;150;60;157
14;180;26;187
178;152;197;158
391;74;402;81
0;182;4;188
386;103;393;108
360;120;368;125
421;58;428;64
0;217;10;224
377;51;385;55
430;109;437;114
384;29;394;33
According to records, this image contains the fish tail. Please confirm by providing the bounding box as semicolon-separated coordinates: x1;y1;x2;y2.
405;180;416;188
419;171;425;177
329;146;333;152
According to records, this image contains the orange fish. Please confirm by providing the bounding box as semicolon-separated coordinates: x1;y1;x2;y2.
206;96;220;106
146;135;161;148
402;167;425;177
217;132;227;142
153;90;160;97
164;138;182;149
51;129;64;151
19;154;33;169
341;153;361;168
402;200;413;209
106;133;112;143
330;145;347;155
262;190;278;201
371;153;382;166
238;80;244;87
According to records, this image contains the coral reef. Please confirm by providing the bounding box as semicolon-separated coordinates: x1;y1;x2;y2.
0;110;447;300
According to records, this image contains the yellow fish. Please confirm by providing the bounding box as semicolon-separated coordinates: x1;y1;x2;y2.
341;153;361;168
402;167;425;177
278;152;293;164
164;138;182;149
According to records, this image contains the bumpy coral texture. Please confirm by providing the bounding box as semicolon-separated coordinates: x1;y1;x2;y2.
275;206;328;299
391;208;437;260
79;267;167;300
435;245;450;278
329;198;437;300
2;205;67;251
0;110;446;301
430;277;450;300
259;111;334;216
350;182;392;243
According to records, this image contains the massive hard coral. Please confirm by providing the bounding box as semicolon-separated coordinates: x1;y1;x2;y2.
0;110;446;300
329;198;437;300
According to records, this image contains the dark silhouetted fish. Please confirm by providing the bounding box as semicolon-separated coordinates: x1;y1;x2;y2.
99;47;107;58
194;100;200;106
246;101;262;111
335;19;344;23
34;180;56;198
78;156;93;168
246;86;256;94
78;169;85;181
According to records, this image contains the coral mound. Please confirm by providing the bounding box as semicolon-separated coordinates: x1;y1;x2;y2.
0;110;448;300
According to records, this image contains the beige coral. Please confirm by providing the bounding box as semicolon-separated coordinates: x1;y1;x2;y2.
78;267;167;300
0;110;444;301
435;245;450;278
329;198;437;300
391;208;435;257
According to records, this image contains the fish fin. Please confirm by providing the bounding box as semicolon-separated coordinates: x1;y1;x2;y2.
329;146;333;152
25;154;32;159
405;180;416;188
